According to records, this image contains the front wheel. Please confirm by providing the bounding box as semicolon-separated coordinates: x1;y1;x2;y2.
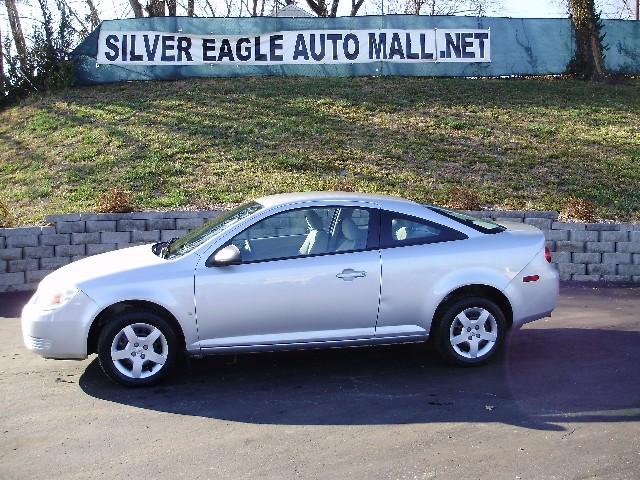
97;310;179;387
434;297;507;366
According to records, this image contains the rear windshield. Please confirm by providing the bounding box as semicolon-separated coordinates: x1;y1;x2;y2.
428;206;506;234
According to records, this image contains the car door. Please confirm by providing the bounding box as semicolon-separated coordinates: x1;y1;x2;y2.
194;205;381;349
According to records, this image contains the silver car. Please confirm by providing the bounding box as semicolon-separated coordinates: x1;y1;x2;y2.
21;192;559;386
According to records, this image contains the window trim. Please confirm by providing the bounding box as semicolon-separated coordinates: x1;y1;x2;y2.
380;211;468;249
209;206;380;266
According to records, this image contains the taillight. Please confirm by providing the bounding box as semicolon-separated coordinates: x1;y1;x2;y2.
544;246;552;263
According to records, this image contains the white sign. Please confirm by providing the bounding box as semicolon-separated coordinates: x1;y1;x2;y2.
97;28;491;65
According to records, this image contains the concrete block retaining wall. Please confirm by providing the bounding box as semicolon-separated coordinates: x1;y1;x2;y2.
1;209;639;292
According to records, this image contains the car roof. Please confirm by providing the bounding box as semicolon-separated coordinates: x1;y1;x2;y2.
255;191;420;209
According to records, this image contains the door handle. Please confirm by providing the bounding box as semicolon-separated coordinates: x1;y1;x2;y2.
336;268;367;281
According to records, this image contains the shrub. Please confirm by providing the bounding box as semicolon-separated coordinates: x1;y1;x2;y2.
0;199;15;227
95;188;136;213
446;185;482;211
561;196;598;222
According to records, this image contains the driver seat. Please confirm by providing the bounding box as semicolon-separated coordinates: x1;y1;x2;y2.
299;210;329;256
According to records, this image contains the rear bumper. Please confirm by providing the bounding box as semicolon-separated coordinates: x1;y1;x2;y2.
21;290;97;359
506;267;560;329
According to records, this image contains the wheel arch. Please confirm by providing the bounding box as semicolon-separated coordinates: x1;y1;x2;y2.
87;300;186;355
430;284;514;335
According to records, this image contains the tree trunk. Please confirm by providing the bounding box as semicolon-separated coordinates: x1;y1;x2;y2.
167;0;176;15
4;0;30;74
305;0;328;16
85;0;101;27
187;0;194;16
329;0;339;16
129;0;144;17
146;0;165;16
350;0;364;15
568;0;608;80
0;23;4;97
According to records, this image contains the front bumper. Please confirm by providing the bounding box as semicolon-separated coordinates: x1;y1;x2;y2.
21;290;98;359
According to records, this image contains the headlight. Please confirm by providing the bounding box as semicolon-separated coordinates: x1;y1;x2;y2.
32;286;79;311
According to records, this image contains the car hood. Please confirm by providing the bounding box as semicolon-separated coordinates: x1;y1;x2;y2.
38;244;167;291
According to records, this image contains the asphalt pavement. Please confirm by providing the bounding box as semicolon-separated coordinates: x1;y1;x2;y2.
1;286;639;479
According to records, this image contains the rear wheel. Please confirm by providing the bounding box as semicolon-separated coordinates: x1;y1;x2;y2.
434;297;506;366
97;310;179;387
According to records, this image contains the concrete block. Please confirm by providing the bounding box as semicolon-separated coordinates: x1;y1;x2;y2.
4;282;37;292
585;223;619;231
170;211;206;219
633;276;640;283
101;231;131;244
495;217;523;224
0;272;25;287
618;264;640;276
40;234;70;246
555;241;585;253
600;230;629;242
0;248;23;261
545;240;555;251
40;257;70;270
176;218;205;230
86;220;116;233
132;230;160;243
45;213;82;222
587;264;616;275
161;230;188;241
635;254;640;265
557;263;586;275
572;274;601;282
23;246;54;259
619;224;640;231
558;273;572;281
602;253;632;265
55;244;86;257
552;222;585;230
26;270;53;283
71;255;86;263
604;275;631;282
117;219;146;231
0;260;5;273
524;218;552;230
201;210;222;219
71;232;101;244
6;235;38;248
39;226;56;235
87;244;116;255
632;232;640;243
569;230;598;242
585;242;615;253
572;252;601;264
551;252;571;263
544;230;569;241
147;218;175;230
8;259;38;272
56;221;86;234
616;242;640;254
0;237;4;249
523;211;559;219
1;227;42;236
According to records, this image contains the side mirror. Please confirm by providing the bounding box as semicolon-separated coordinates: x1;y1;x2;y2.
209;244;241;267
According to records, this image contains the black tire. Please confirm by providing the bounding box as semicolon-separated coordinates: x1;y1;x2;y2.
434;296;507;367
97;309;180;387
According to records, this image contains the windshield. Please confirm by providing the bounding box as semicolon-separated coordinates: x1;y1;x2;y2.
428;206;505;234
161;202;263;259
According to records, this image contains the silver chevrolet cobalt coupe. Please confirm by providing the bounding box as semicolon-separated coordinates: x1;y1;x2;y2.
22;192;559;386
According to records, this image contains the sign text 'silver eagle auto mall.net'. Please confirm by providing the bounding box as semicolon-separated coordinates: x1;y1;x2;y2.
97;29;491;65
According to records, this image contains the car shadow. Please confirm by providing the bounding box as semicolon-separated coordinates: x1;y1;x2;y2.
0;291;33;318
79;327;640;431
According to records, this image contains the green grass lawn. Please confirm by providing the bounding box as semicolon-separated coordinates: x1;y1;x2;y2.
1;76;638;225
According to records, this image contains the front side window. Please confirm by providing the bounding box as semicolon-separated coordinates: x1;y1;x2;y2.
229;206;372;263
382;212;467;248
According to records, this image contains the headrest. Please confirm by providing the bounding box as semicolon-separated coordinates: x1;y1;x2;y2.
305;210;324;230
341;218;358;240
